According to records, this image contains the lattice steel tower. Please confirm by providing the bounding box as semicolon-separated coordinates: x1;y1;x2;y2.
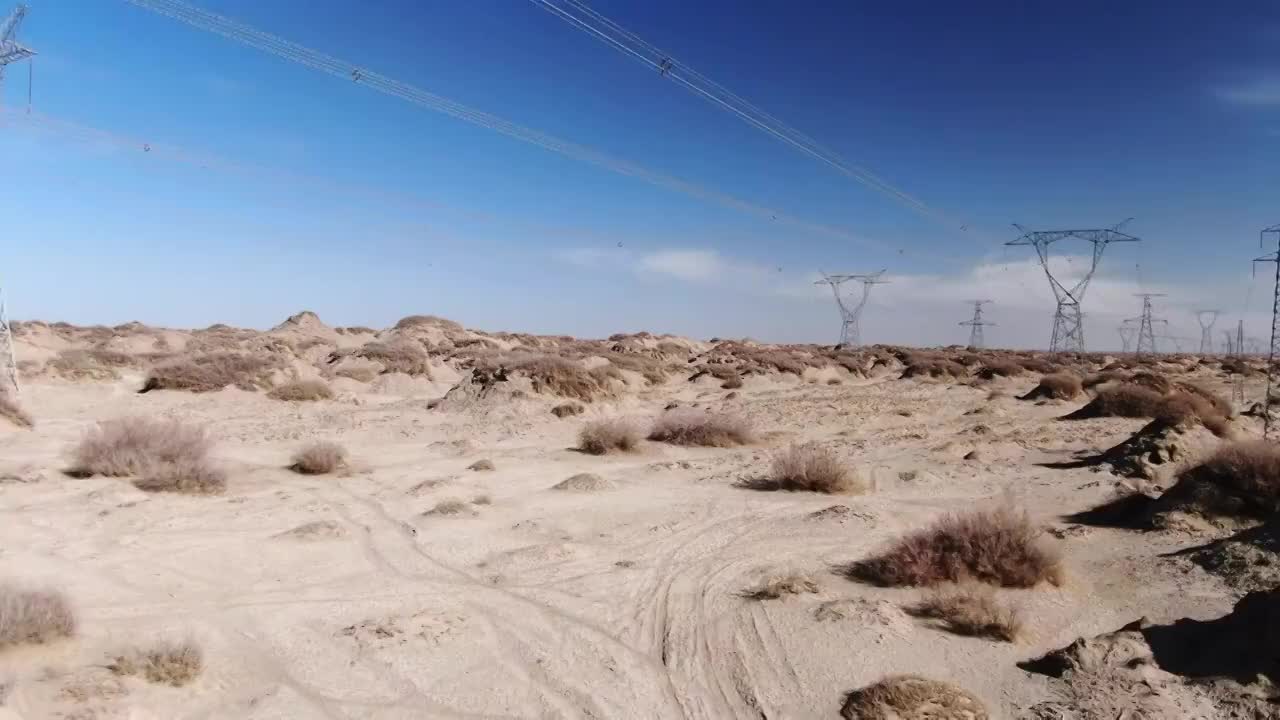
1254;223;1280;437
1130;293;1167;357
1195;310;1219;355
0;5;35;104
0;283;18;397
1006;221;1140;352
815;270;888;347
959;300;994;349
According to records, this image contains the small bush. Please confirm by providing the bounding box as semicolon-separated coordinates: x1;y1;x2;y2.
977;360;1025;379
578;418;643;455
506;355;619;402
846;506;1063;588
745;573;819;600
551;402;585;418
289;442;347;475
840;675;987;720
1081;383;1167;417
353;342;432;377
648;408;753;447
70;417;212;478
0;585;75;648
908;583;1022;642
142;352;279;393
268;379;333;402
108;639;202;686
1024;372;1082;400
333;364;380;383
721;374;744;389
393;314;462;332
467;459;495;471
426;498;471;516
0;391;32;428
133;458;227;495
748;444;862;494
1162;440;1280;521
902;359;967;379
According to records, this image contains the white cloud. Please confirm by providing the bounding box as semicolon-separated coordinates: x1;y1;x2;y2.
1215;76;1280;106
638;249;728;281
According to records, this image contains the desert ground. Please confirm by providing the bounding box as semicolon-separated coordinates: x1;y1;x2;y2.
0;312;1277;719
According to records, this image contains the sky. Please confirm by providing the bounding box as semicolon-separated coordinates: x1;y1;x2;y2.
1;0;1278;349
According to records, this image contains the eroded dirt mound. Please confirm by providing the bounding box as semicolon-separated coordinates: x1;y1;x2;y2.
1184;519;1280;592
1021;590;1280;719
1095;419;1214;480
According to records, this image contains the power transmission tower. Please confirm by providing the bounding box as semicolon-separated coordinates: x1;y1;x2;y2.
1006;221;1140;352
1130;293;1167;357
959;300;995;349
815;270;888;347
0;283;18;397
0;4;34;106
1195;310;1219;355
1118;322;1136;353
1253;223;1280;437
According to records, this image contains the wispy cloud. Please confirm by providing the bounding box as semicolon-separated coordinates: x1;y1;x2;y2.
1214;75;1280;106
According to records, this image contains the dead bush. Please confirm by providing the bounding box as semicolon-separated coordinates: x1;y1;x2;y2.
268;379;334;402
468;458;495;471
352;341;432;377
578;418;643;455
841;675;988;720
426;498;472;516
721;374;744;389
333;365;379;383
1070;383;1166;418
1158;440;1280;521
108;639;202;686
289;442;347;475
976;359;1025;379
745;573;820;600
132;458;227;494
551;402;585;418
1023;372;1082;401
648;408;754;447
503;354;619;402
602;352;669;385
745;444;862;494
902;359;967;379
1083;370;1128;389
142;352;279;393
0;585;75;648
845;506;1063;588
393;314;462;332
0;391;32;428
69;417;213;479
47;349;120;380
908;583;1022;642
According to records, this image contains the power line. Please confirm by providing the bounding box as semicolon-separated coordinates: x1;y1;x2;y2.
121;0;967;265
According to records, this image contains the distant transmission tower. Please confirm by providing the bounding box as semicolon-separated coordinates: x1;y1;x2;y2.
0;283;18;396
1195;310;1219;355
1006;221;1140;352
959;300;994;349
815;270;888;347
1253;223;1280;437
1130;293;1167;357
0;4;35;106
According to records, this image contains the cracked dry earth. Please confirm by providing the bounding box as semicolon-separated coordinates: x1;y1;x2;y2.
0;369;1256;718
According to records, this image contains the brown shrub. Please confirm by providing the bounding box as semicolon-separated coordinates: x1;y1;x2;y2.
47;349;122;380
268;379;334;402
132;457;227;494
333;364;380;383
551;402;585;418
845;506;1063;588
908;583;1022;642
467;459;495;471
393;314;463;332
108;639;202;686
1076;383;1167;417
504;355;619;402
1174;382;1232;419
745;573;820;600
840;675;988;720
1025;372;1082;400
142;352;279;393
426;498;472;516
0;391;32;428
976;359;1025;379
0;585;75;648
747;444;862;494
648;408;753;447
721;374;744;389
69;417;213;479
578;418;643;455
602;352;669;385
902;359;967;379
289;442;347;475
1158;440;1280;521
353;341;432;377
1083;370;1128;389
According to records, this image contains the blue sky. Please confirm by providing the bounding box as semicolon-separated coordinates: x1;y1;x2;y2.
2;0;1277;348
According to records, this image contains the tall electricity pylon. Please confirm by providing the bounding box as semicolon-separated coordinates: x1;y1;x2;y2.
1006;220;1140;352
0;282;18;397
959;300;995;349
1252;223;1280;437
1196;310;1219;355
815;270;888;347
1130;293;1167;357
0;4;35;105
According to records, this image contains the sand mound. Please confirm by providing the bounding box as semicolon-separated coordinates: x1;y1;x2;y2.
552;473;616;492
1021;590;1280;718
1183;519;1280;592
1047;419;1216;481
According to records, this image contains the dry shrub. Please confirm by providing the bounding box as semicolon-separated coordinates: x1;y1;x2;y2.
745;573;819;600
289;442;347;475
505;354;619;402
333;365;379;383
0;585;75;648
908;583;1022;642
108;639;202;686
648;408;753;447
467;459;495;471
47;349;122;380
551;402;584;418
426;498;472;516
268;379;334;402
846;506;1063;588
1017;358;1057;374
353;341;432;377
69;418;221;496
840;675;988;720
602;352;668;385
1160;440;1280;521
142;352;279;393
1079;383;1167;417
977;359;1025;379
902;358;967;379
1083;370;1128;389
578;418;643;455
1175;381;1232;419
721;374;744;389
0;391;32;428
393;314;462;332
1026;372;1082;400
751;444;862;494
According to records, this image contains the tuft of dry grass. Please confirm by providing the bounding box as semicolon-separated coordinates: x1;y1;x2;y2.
504;354;619;402
840;675;988;720
908;583;1022;642
0;585;75;648
902;358;968;380
551;402;585;418
333;364;380;383
1083;383;1167;417
578;418;644;455
108;639;203;686
142;352;279;393
268;379;334;402
426;498;472;516
745;573;820;600
69;418;223;494
745;444;863;494
352;341;433;377
1029;372;1082;400
467;459;495;471
977;359;1025;379
648;408;754;447
289;442;347;475
846;506;1063;589
0;390;33;429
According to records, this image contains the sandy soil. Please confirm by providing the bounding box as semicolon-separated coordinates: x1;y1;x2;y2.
0;320;1269;719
